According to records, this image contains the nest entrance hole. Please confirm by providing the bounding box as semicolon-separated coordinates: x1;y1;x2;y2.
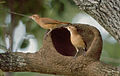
51;28;76;56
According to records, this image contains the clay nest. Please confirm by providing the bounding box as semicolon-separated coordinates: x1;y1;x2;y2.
50;24;100;58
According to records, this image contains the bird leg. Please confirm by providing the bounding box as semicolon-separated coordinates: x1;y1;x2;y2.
74;47;86;58
47;29;52;35
44;29;52;39
74;48;79;58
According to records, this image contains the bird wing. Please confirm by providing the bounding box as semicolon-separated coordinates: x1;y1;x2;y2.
41;18;69;24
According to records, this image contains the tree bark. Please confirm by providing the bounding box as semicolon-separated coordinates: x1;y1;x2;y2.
0;24;119;76
73;0;120;43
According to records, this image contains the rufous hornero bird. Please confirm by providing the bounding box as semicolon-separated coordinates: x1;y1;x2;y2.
29;14;70;35
66;26;86;58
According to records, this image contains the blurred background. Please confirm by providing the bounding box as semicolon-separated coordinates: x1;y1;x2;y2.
0;0;120;76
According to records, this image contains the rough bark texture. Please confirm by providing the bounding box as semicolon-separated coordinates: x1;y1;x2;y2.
0;24;119;76
73;0;120;43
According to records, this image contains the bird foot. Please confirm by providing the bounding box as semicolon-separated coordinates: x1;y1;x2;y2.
73;49;86;58
74;51;79;58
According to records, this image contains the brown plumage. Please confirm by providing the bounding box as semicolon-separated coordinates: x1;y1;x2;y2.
66;26;86;57
29;14;69;35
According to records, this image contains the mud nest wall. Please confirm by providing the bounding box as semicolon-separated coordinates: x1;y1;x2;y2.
50;24;95;57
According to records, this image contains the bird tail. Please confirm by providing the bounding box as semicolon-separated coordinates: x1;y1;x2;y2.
56;22;71;28
60;22;70;24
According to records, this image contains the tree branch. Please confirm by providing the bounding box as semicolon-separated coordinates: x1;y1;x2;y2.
73;0;120;43
0;24;119;76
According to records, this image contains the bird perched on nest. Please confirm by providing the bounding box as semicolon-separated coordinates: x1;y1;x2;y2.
29;14;69;35
65;26;86;58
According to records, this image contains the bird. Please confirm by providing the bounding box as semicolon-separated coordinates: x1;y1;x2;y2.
65;26;86;58
29;14;69;35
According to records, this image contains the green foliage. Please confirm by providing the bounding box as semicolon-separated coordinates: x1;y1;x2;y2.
100;39;120;66
20;39;29;49
13;72;55;76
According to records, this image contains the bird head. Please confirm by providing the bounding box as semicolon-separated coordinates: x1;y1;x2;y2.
65;26;77;32
29;14;40;20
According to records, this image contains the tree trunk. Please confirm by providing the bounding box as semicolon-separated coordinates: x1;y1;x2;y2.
73;0;120;43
